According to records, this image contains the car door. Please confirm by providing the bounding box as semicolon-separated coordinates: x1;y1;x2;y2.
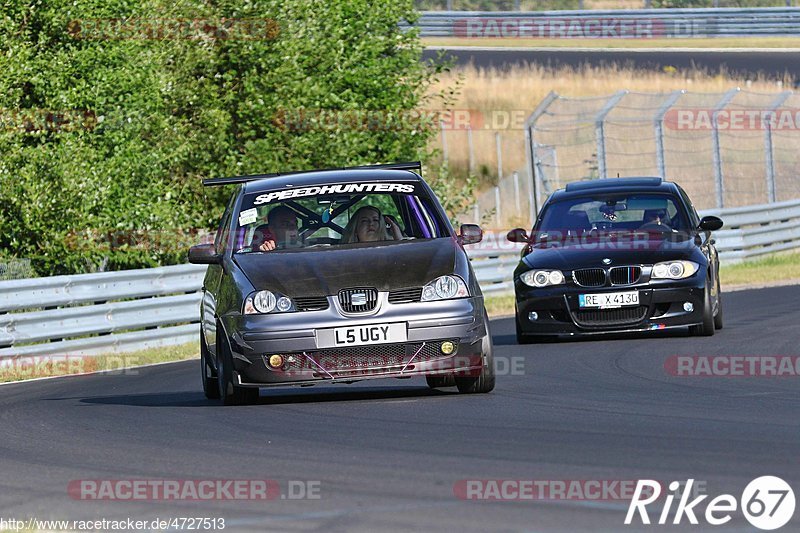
202;192;237;359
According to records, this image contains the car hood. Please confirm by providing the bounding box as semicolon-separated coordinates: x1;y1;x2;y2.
522;234;698;270
234;239;457;297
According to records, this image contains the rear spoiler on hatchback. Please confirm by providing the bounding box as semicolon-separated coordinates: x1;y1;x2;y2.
202;161;422;187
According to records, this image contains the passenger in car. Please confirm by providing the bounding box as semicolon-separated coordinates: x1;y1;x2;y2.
341;206;403;243
250;206;299;251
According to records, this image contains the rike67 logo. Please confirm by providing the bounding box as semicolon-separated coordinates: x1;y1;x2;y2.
626;477;795;530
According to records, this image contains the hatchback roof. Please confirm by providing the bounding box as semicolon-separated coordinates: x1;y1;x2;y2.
241;168;423;195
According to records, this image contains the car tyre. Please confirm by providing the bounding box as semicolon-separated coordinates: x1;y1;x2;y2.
689;282;715;337
456;312;495;394
201;333;220;400
217;335;259;406
713;275;724;330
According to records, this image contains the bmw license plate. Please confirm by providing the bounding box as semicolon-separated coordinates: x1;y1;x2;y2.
579;291;639;309
317;323;407;348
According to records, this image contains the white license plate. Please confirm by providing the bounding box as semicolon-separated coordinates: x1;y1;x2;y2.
579;291;639;309
317;323;407;348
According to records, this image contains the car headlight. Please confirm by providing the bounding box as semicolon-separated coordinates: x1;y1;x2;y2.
520;269;565;288
421;275;469;301
244;290;295;314
651;261;699;280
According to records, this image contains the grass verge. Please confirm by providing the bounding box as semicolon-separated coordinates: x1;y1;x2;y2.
424;37;800;49
719;251;800;288
0;342;197;383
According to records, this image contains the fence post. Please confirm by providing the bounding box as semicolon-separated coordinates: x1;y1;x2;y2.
764;91;791;203
595;91;627;179
513;171;521;218
524;91;559;219
495;132;503;181
494;186;501;227
653;90;683;180
711;88;739;208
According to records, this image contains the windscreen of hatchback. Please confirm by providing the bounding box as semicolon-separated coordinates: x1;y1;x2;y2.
234;184;450;253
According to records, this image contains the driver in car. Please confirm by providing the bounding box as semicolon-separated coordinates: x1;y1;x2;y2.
250;206;299;251
640;208;669;229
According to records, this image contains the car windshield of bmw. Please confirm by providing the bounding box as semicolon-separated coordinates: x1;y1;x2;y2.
533;193;691;245
233;185;448;253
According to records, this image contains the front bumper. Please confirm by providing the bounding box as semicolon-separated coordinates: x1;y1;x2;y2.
515;276;707;336
221;295;487;387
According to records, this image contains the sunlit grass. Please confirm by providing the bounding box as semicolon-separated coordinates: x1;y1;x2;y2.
0;342;197;383
720;251;800;287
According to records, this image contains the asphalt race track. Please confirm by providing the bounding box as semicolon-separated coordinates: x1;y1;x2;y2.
423;47;800;80
0;285;798;532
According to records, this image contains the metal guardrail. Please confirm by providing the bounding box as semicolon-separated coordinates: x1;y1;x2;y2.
1;198;798;357
0;265;206;358
413;8;800;38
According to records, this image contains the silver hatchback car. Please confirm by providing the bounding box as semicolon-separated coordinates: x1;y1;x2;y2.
188;163;495;405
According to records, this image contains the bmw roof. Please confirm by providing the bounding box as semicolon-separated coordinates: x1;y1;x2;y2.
555;177;677;199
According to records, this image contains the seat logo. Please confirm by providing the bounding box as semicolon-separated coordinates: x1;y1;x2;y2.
351;292;367;306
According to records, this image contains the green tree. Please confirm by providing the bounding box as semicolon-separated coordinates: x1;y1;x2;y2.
0;0;451;276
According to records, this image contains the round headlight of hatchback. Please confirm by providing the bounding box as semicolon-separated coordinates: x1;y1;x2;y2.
276;296;293;313
421;275;469;302
434;276;459;299
253;290;277;313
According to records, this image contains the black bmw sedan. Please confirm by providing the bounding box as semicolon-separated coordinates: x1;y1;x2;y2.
507;177;724;343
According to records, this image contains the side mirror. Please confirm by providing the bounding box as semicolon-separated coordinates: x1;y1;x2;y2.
506;228;530;243
188;243;221;265
698;216;723;232
459;224;483;245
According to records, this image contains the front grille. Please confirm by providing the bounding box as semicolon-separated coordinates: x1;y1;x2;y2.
609;266;641;285
573;306;648;327
338;287;378;313
388;287;422;304
573;268;607;287
274;340;458;374
294;296;329;312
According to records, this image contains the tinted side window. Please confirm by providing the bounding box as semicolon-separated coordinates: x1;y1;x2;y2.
214;191;238;254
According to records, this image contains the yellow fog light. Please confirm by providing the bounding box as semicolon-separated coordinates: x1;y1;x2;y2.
440;341;455;355
268;354;284;368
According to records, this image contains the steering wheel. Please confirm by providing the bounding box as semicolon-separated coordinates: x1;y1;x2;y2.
638;222;672;232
